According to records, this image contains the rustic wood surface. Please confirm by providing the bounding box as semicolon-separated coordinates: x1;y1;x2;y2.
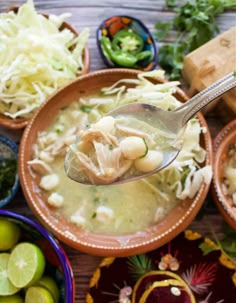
1;1;236;302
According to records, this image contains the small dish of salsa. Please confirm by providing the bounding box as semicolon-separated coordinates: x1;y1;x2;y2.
0;134;19;208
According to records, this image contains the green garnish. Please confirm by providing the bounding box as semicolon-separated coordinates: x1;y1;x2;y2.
80;105;92;113
0;158;17;199
91;212;97;219
140;138;149;158
180;166;191;187
154;0;236;80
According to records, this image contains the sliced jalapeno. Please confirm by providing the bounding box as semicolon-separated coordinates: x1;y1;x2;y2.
100;36;114;60
111;29;144;54
100;36;138;67
136;50;152;61
110;51;138;67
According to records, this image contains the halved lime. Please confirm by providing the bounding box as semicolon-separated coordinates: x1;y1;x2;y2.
0;219;21;251
8;242;46;288
0;294;24;303
0;253;20;296
25;286;54;303
35;275;60;303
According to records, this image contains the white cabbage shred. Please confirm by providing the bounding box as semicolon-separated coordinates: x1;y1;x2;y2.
223;143;236;205
0;0;89;119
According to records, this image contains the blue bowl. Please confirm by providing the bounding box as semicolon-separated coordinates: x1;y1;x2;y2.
97;15;157;71
0;210;75;302
0;134;19;208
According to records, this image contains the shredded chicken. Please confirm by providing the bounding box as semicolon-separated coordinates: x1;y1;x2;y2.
74;147;132;185
28;159;53;175
116;124;156;147
79;129;119;147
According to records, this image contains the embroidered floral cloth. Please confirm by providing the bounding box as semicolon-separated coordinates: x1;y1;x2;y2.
87;230;236;303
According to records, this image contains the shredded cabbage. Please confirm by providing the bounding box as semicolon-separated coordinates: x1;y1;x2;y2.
223;143;236;205
0;0;89;119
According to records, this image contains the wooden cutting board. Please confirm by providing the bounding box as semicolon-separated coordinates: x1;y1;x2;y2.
182;26;236;121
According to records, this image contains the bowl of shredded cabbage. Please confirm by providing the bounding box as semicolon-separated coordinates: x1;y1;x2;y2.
19;68;213;257
0;0;90;129
212;119;236;229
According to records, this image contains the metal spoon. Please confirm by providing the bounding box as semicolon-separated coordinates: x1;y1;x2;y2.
65;71;236;185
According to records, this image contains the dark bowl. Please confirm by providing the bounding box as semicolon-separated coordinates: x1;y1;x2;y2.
0;134;19;208
0;209;75;302
97;15;157;71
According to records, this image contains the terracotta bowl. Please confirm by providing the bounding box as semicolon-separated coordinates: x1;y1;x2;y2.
212;119;236;229
0;6;90;130
19;69;213;257
97;15;157;71
0;209;75;302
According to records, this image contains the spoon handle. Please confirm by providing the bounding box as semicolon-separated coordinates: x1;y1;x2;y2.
176;71;236;126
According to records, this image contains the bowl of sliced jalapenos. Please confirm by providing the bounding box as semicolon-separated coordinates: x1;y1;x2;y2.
97;15;157;71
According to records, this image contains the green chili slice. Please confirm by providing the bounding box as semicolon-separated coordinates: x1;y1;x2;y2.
111;29;144;54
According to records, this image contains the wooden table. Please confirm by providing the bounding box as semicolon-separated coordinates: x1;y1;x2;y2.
1;1;235;302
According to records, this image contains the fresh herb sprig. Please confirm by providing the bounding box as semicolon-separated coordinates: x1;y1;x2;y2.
155;0;236;80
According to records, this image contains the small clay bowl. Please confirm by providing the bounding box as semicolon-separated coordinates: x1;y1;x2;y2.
212;119;236;229
0;209;75;302
97;15;157;71
0;6;90;130
0;134;19;208
19;69;213;257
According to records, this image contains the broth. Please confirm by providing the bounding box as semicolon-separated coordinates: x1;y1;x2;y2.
51;157;175;234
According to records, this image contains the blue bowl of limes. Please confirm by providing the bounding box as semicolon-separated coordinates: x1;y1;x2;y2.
0;135;19;208
0;210;75;303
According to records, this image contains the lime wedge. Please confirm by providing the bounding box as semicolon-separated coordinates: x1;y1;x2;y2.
0;253;20;296
0;219;21;251
0;294;24;303
8;242;46;288
35;275;60;303
25;286;54;303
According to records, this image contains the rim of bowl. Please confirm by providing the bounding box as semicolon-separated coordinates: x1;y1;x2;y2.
0;134;19;208
19;68;213;257
212;119;236;228
96;15;158;71
0;209;75;302
0;6;90;130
